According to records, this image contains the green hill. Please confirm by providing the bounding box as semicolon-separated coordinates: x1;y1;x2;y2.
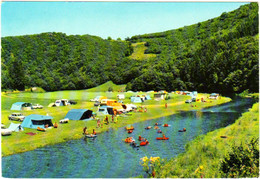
1;3;258;93
128;2;258;93
1;33;133;91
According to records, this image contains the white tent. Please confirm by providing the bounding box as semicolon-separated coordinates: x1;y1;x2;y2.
8;122;24;132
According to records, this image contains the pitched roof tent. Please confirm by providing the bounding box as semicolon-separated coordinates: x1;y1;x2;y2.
131;97;143;103
64;109;93;121
10;102;32;110
8;122;24;132
21;114;53;129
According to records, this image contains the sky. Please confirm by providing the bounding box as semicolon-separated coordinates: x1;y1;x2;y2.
1;1;249;39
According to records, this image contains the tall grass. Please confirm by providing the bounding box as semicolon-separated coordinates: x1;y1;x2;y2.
155;103;259;178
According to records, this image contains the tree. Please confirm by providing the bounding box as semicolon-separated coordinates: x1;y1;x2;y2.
8;53;25;90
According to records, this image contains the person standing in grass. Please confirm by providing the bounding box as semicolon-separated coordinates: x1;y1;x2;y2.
165;103;168;109
112;115;114;123
83;126;87;134
97;118;101;128
104;116;109;125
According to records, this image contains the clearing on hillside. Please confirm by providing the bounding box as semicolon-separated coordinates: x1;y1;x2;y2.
129;42;157;60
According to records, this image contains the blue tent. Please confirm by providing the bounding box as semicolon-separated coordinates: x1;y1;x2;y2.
65;109;93;121
21;114;53;129
131;97;143;103
10;102;32;110
145;95;151;100
8;122;24;132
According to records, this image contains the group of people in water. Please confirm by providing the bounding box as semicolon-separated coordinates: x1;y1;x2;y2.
83;127;96;136
124;122;187;146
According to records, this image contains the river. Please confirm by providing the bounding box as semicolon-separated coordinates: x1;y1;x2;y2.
2;97;254;178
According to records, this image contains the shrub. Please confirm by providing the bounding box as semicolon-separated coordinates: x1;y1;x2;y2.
108;86;113;92
220;138;259;178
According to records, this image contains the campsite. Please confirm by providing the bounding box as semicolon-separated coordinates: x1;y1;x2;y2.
1;2;259;178
2;86;233;156
1;88;259;178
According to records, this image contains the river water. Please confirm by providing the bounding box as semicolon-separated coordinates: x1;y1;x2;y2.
2;98;254;178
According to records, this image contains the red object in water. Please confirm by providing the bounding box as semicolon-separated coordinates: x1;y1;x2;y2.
128;130;133;134
156;137;169;140
140;141;149;146
163;124;169;127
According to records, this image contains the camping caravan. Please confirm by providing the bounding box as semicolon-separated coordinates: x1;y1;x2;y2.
100;99;120;106
124;104;137;112
97;106;114;116
131;97;143;103
8;122;24;132
154;92;168;100
21;114;53;129
55;99;70;106
65;109;93;121
91;96;107;102
10;102;32;111
117;94;125;100
209;93;219;99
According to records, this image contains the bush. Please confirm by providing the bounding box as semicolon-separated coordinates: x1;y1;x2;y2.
108;86;113;92
220;138;259;178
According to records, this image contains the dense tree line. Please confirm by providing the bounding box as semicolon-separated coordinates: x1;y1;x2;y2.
1;3;259;93
128;2;259;93
1;33;134;91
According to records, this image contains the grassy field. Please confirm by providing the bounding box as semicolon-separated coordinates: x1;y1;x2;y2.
154;102;259;178
129;42;157;60
1;89;231;156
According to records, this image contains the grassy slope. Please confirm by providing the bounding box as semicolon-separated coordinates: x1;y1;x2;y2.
155;102;259;178
1;91;231;156
86;81;126;92
129;42;157;60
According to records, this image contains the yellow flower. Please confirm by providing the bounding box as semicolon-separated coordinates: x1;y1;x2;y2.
195;166;203;174
141;156;149;162
150;156;160;163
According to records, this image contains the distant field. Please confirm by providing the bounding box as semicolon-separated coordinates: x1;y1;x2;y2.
2;81;127;102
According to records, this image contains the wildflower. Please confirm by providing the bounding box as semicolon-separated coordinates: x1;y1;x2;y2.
150;156;160;163
141;156;149;162
195;166;203;174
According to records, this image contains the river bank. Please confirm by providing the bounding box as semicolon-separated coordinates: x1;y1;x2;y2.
154;102;259;178
2;92;231;156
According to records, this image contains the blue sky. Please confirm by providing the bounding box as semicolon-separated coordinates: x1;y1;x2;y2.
1;2;248;39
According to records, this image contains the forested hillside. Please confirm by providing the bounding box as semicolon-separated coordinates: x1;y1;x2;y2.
1;3;259;93
128;2;258;93
1;33;134;91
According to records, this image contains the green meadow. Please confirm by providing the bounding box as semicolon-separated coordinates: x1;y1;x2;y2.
1;87;231;156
